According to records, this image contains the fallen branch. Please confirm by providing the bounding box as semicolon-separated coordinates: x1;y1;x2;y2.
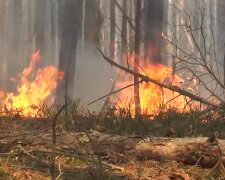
97;47;220;108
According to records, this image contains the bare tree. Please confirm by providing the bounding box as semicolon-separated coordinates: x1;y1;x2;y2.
162;1;224;108
56;0;82;104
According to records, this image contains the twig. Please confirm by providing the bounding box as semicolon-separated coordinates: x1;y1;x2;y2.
115;0;135;30
101;161;124;172
194;154;204;167
208;160;220;175
51;104;67;180
88;80;143;105
18;145;36;159
100;73;120;112
56;159;63;180
18;145;50;166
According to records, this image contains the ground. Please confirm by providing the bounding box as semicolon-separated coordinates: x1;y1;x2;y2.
0;114;224;180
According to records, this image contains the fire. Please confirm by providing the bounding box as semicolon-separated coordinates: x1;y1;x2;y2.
115;62;189;116
0;50;64;117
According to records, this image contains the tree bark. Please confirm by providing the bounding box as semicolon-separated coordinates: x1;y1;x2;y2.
144;0;164;64
110;0;116;60
1;129;225;168
121;0;127;64
90;133;225;168
134;0;142;116
56;0;82;104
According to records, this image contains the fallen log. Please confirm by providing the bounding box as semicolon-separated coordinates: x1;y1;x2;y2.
1;129;225;168
89;132;225;168
134;137;224;168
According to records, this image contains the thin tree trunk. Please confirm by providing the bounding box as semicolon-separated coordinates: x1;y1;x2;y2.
224;51;225;86
121;0;127;64
98;0;104;50
110;0;115;60
134;0;142;116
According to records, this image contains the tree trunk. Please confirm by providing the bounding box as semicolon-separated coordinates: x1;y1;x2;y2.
121;0;127;64
110;0;115;60
134;0;142;116
56;0;82;104
35;0;47;54
144;0;164;64
84;0;102;44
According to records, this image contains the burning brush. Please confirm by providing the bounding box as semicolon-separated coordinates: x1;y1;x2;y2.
0;50;64;117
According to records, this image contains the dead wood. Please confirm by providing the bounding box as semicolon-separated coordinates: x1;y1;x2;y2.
1;129;225;168
51;104;67;180
88;80;142;105
89;132;225;168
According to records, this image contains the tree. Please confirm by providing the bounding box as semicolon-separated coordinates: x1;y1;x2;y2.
143;0;164;64
110;0;116;60
121;0;128;61
56;0;82;104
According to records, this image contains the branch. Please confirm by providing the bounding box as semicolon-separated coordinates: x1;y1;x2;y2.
88;80;142;106
97;47;219;109
115;0;135;31
51;104;67;180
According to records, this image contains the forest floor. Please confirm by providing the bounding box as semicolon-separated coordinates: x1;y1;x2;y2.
0;112;225;180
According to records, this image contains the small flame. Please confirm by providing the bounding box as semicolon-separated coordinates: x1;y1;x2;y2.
0;50;64;117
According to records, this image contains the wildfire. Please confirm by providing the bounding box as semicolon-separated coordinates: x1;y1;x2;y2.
0;50;64;117
115;62;189;116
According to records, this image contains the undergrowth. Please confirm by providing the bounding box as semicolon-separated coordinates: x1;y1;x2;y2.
1;99;225;138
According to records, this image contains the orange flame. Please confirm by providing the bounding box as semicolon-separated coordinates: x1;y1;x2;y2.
115;61;189;116
0;50;64;117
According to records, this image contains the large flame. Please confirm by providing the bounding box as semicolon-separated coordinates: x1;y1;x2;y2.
115;60;189;116
0;50;64;117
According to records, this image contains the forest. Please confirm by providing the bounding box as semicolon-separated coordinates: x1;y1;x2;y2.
0;0;225;179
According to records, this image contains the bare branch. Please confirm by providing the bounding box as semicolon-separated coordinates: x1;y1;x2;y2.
115;0;135;30
88;80;143;106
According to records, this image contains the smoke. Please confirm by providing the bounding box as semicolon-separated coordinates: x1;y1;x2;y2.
75;40;116;111
1;0;225;111
0;1;59;93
